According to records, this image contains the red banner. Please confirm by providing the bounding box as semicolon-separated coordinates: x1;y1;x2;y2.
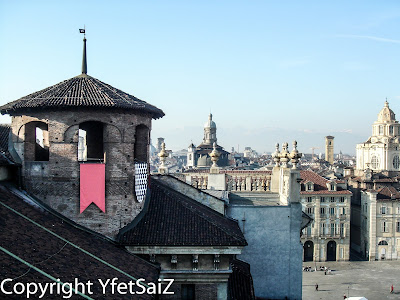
80;163;105;213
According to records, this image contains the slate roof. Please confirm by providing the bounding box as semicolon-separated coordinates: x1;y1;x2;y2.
300;170;352;195
0;184;159;299
0;74;164;119
228;259;255;300
117;176;247;247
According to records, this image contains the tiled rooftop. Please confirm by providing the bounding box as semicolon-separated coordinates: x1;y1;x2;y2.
118;177;247;247
300;170;352;195
0;184;159;299
376;186;400;201
0;75;164;119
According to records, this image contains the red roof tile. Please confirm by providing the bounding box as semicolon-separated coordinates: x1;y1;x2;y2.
300;170;352;195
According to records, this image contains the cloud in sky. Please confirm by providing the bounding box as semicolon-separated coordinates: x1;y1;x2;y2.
336;34;400;44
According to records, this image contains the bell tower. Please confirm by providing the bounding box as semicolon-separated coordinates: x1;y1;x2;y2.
325;136;334;165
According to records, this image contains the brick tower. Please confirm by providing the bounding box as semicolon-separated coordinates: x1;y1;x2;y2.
0;35;164;238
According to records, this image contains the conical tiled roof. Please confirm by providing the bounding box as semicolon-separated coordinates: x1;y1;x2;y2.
0;74;164;119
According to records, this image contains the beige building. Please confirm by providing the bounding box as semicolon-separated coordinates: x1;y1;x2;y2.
360;186;400;260
300;170;352;261
356;101;400;173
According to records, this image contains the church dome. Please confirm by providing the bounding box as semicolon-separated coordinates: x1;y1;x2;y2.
204;113;216;129
377;101;396;123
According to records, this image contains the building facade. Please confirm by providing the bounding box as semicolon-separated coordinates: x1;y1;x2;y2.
360;186;400;260
180;141;308;299
300;170;352;261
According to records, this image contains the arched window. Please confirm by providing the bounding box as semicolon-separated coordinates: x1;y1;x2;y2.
378;240;388;245
389;126;394;135
24;121;49;161
393;155;400;169
379;125;384;135
78;121;104;162
371;155;380;169
134;124;149;162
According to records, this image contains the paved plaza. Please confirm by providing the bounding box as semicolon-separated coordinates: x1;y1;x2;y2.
302;260;400;299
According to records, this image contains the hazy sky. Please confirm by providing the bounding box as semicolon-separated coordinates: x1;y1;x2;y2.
1;1;400;155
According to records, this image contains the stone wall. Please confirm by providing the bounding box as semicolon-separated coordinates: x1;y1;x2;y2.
11;110;152;238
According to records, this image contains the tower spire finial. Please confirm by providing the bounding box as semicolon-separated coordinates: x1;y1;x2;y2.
79;26;87;74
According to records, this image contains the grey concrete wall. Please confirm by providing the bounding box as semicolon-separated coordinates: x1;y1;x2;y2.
227;203;303;300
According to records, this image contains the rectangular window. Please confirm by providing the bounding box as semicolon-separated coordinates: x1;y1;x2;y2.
330;185;335;191
340;223;344;236
307;197;312;203
397;206;400;214
381;206;386;215
397;222;400;233
382;221;388;233
320;207;326;215
307;207;313;214
342;207;346;215
330;207;335;215
330;197;335;202
331;223;335;235
321;223;328;235
340;197;345;203
320;197;325;203
307;225;312;236
307;184;312;191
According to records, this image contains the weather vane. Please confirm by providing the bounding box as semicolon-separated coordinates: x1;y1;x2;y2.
79;25;86;38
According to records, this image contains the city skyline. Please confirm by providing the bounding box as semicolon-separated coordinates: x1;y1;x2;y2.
2;1;400;154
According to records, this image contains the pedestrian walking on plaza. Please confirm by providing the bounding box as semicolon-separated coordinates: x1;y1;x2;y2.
344;293;347;299
315;283;318;291
391;284;394;293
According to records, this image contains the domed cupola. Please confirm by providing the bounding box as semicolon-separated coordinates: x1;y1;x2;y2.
377;101;396;123
204;113;216;129
202;113;217;145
